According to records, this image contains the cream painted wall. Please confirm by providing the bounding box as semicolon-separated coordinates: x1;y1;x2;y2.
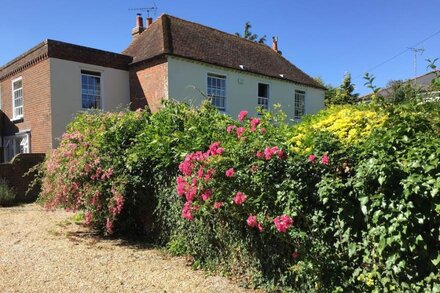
49;58;130;147
167;56;325;120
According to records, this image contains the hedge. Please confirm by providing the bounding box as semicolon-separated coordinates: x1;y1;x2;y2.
38;100;439;292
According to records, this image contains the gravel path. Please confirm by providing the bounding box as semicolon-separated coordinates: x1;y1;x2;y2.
0;204;260;293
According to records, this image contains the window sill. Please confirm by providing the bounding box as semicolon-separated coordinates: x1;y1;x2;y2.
11;117;24;123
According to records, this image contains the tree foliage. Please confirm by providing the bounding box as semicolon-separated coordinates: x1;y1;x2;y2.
235;21;266;44
324;73;359;106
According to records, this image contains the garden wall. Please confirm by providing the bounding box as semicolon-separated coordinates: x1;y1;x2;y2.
0;153;45;202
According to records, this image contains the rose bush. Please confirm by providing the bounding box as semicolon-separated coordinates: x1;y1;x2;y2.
38;100;439;292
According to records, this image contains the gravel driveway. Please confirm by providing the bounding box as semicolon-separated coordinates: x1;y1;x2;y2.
0;204;260;293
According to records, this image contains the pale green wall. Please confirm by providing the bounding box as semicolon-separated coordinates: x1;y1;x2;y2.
167;56;325;120
49;58;130;147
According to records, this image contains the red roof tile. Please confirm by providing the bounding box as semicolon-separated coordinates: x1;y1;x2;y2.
123;14;325;90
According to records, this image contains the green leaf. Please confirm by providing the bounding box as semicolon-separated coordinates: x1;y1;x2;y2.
432;253;440;266
348;243;357;257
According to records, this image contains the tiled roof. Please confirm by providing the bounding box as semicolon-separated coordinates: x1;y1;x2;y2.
123;14;325;90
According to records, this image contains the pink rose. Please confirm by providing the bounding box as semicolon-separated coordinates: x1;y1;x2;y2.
204;169;215;182
225;168;235;177
233;191;247;205
214;201;224;209
201;189;212;201
181;202;194;221
227;125;236;134
236;127;246;139
197;166;204;179
273;215;294;233
246;215;258;228
250;118;261;132
238;110;248;122
85;211;92;225
264;147;273;160
216;147;224;155
321;154;329;165
308;154;316;162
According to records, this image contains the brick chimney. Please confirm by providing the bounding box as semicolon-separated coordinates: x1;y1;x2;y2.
272;36;279;53
146;17;153;28
131;14;145;39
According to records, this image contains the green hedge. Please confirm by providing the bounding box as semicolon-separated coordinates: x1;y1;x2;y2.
38;101;439;292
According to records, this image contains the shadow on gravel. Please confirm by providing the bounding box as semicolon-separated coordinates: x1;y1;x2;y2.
64;228;158;251
113;235;158;250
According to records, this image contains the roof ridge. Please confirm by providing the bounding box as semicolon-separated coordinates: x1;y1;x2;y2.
124;13;326;90
161;14;173;54
161;14;274;50
161;14;322;88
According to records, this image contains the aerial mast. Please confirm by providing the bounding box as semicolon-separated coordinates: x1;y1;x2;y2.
408;47;425;85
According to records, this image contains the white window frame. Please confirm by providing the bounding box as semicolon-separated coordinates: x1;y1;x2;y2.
3;132;30;162
207;73;227;112
294;90;306;120
12;77;23;120
257;83;270;110
81;70;102;110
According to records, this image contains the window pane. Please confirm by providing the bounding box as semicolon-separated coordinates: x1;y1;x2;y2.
258;83;268;98
207;74;226;111
81;72;101;109
13;80;22;89
294;90;305;119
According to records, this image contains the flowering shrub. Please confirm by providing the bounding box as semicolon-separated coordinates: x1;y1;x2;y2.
39;110;147;233
38;100;439;291
170;109;340;290
170;102;439;292
290;105;387;154
39;101;232;234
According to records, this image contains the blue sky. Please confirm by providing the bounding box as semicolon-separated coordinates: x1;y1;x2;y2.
1;0;439;95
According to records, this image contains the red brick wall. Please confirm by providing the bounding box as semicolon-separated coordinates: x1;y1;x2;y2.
0;153;45;203
0;60;52;153
130;60;168;112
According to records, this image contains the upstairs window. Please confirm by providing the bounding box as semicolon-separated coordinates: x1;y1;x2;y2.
294;90;305;120
12;77;23;119
81;70;101;109
258;83;269;110
207;73;226;111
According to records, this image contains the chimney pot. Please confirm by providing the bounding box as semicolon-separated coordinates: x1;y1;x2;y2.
131;13;145;40
146;17;153;28
272;36;279;53
136;13;144;28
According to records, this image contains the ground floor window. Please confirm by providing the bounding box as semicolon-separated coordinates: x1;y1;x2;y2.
3;132;30;162
258;83;269;110
207;73;226;111
294;90;306;120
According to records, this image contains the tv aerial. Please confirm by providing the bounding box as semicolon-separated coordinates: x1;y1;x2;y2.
129;2;158;18
408;47;425;83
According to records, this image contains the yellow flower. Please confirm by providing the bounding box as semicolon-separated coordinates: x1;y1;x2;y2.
289;105;387;151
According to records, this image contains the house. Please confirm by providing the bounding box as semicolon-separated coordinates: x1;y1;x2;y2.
0;14;325;162
0;41;132;162
359;70;440;102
